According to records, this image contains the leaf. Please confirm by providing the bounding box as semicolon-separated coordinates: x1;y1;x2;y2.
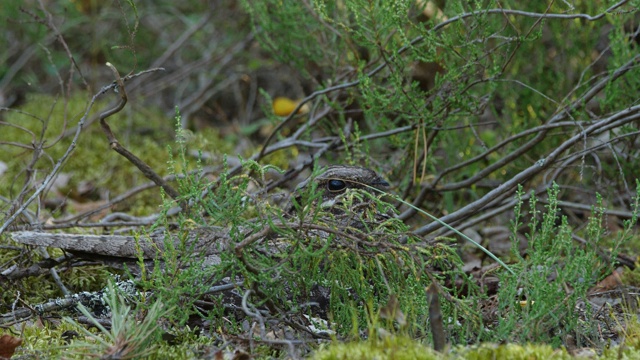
0;334;23;359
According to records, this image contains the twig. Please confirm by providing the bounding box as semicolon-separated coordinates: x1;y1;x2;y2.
0;67;165;234
414;106;640;236
426;283;446;352
1;96;98;234
98;63;181;200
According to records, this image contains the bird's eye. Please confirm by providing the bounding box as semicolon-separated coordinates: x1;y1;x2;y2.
327;179;346;192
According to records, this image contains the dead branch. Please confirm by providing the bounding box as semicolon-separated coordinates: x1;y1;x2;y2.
98;63;181;200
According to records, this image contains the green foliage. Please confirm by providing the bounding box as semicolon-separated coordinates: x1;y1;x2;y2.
132;112;239;325
63;280;170;359
311;335;438;360
234;185;470;339
134;127;469;340
244;0;640;211
457;342;572;360
4;0;640;357
1;1;230;86
242;0;332;72
618;180;640;284
493;184;620;346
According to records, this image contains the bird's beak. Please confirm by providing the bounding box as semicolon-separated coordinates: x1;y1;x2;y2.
372;178;390;188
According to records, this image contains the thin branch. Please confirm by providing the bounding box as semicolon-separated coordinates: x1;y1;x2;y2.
414;106;640;236
98;63;181;200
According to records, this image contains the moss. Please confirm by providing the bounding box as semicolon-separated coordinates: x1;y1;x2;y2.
1;94;161;213
601;346;640;359
0;94;240;218
620;265;640;288
14;319;89;358
311;336;438;360
457;343;572;360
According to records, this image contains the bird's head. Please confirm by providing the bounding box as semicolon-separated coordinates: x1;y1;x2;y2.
288;165;390;214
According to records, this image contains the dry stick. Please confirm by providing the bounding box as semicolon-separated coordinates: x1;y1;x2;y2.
400;139;533;221
232;218;382;341
151;12;213;69
60;69;165;138
1;255;73;282
99;63;181;201
51;180;163;225
1;111;59;224
406;53;640;230
41;221;171;231
431;67;620;191
178;34;254;117
430;121;597;190
0;90;108;234
0;41;45;92
442;131;547;189
238;255;330;341
34;0;88;90
65;102;332;226
433;188;523;238
571;233;636;270
0;271;80;326
7;127;46;219
52;164;221;226
0;69;164;232
450;51;639;184
426;283;446;352
414;107;640;236
549;130;640;189
131;32;255;121
213;106;342;197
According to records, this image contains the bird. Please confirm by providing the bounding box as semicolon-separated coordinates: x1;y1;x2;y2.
7;166;399;330
11;165;391;264
288;165;389;212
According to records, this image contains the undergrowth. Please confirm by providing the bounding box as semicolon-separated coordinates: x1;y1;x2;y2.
130;112;474;341
3;0;640;357
6;112;640;358
490;183;636;347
